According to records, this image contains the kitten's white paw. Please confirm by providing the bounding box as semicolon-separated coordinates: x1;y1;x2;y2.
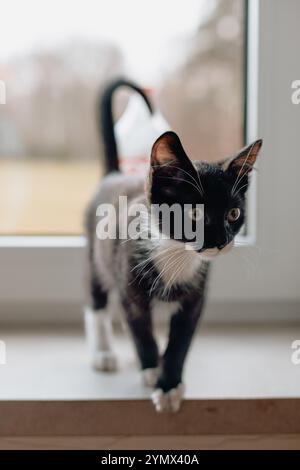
91;350;118;372
151;383;185;413
142;367;160;388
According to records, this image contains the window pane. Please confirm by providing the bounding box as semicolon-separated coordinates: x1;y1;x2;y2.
0;0;245;235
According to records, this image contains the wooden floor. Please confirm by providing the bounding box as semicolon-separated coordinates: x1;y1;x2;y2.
1;434;300;450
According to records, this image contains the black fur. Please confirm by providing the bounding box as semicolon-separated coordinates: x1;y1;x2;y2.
98;78;153;174
90;278;108;311
86;81;263;398
126;245;210;391
149;131;262;252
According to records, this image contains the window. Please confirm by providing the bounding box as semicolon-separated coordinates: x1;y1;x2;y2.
0;0;298;324
0;0;245;235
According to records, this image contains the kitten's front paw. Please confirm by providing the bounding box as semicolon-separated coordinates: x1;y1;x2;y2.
91;351;118;372
142;367;160;388
151;383;185;413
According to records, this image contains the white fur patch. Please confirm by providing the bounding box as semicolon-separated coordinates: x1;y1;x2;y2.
91;350;118;372
199;240;234;260
142;367;160;388
84;307;118;371
138;211;203;290
151;239;202;287
152;298;179;317
151;383;185;413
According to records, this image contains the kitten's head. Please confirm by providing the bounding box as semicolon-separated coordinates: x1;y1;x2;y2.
148;131;262;259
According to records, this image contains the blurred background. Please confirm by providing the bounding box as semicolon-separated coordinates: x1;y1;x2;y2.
1;2;300;446
0;0;245;234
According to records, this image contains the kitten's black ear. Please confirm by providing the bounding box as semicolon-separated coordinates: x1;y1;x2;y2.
150;131;193;170
222;139;263;176
148;131;198;204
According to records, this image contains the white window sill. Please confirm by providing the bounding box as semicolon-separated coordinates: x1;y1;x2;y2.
1;323;299;400
0;234;252;248
1;323;300;439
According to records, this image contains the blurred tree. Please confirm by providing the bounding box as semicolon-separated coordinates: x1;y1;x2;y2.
2;40;124;160
158;0;244;161
0;0;244;164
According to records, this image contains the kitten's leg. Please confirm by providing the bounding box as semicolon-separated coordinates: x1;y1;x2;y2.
85;277;118;372
152;296;204;412
121;296;159;386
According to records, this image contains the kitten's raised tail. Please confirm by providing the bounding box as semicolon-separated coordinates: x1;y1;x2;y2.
98;78;153;174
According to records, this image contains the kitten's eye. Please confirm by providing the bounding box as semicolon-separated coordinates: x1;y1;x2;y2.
188;207;204;221
228;208;241;223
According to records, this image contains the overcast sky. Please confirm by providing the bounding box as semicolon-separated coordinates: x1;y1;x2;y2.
0;0;210;83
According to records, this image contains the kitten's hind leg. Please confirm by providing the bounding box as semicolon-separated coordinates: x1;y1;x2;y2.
84;278;118;372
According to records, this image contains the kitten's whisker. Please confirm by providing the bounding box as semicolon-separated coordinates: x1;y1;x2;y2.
133;246;184;287
163;252;188;299
150;247;187;289
169;254;190;300
164;250;189;294
192;163;205;196
152;162;204;195
148;250;180;295
231;143;254;194
151;250;186;296
121;220;160;245
231;165;254;196
163;254;184;298
168;165;204;195
131;245;178;274
159;175;203;197
232;182;249;197
231;143;255;195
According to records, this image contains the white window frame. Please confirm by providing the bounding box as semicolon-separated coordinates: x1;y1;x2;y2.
1;0;299;323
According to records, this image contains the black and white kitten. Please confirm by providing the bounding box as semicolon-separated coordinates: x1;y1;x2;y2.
84;79;263;412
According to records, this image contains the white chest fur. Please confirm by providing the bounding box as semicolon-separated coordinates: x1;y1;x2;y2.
151;239;203;288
